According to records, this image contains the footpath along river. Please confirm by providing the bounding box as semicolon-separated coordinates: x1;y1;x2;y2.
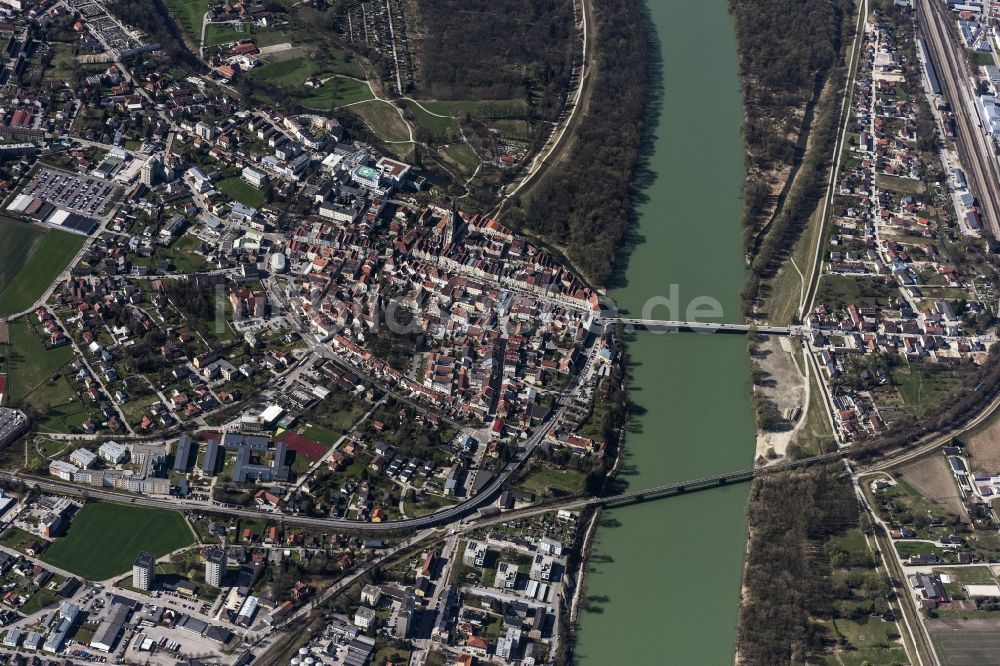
573;0;755;662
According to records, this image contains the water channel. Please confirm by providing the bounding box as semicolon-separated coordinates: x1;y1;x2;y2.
573;0;755;662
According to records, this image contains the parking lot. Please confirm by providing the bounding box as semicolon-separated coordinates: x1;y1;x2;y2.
21;168;117;218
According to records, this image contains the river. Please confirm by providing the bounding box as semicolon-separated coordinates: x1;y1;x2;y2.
573;0;754;663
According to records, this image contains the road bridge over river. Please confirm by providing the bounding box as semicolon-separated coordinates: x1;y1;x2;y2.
597;318;800;335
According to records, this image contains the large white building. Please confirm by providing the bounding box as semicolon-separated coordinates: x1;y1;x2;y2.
69;448;97;469
132;551;156;591
43;603;78;654
48;460;79;481
205;546;227;587
241;166;268;188
141;156;161;187
195;121;216;141
977;94;1000;138
98;441;128;465
354;606;376;629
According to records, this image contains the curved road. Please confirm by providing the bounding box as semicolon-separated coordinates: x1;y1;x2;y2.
0;346;595;534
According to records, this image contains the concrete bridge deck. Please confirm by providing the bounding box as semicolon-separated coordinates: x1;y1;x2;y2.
598;317;797;335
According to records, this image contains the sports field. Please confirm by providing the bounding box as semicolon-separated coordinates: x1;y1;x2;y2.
0;217;85;316
218;177;265;208
43;502;193;580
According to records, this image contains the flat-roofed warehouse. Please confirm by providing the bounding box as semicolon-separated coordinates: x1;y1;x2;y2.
89;602;131;653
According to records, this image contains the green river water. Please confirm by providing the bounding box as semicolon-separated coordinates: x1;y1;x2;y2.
573;0;755;663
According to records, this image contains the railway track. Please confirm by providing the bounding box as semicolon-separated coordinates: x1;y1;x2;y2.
918;0;1000;237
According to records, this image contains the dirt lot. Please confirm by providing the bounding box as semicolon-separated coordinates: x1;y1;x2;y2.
753;335;807;458
967;417;1000;474
898;455;969;521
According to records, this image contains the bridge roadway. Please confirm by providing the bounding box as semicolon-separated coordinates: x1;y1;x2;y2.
598;318;797;335
0;452;846;534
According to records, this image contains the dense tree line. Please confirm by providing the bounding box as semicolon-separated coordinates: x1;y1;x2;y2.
504;0;648;286
731;0;852;229
412;0;575;120
743;65;847;315
732;0;855;314
737;465;874;664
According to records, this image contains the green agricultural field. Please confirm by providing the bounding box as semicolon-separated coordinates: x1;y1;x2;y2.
404;102;458;139
0;218;85;317
973;51;996;67
349;100;411;143
517;464;586;496
204;22;291;48
931;629;1000;665
489;118;532;140
875;173;925;195
403;492;455;518
35;401;90;433
43;43;77;82
249;56;316;86
0;217;44;297
247;54;366;108
814;274;898;310
442;143;480;174
253;26;290;48
163;0;210;44
26;375;84;432
203;22;252;47
218;177;265;208
818;616;904;665
156;233;213;273
418;99;528;119
43;502;193;580
6;318;74;404
299;77;374;110
893;540;950;561
323;48;365;79
892;360;968;417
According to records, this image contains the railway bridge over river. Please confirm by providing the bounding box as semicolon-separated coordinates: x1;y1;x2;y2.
477;451;846;521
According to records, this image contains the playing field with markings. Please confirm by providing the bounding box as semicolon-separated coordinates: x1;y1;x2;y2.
42;502;193;580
